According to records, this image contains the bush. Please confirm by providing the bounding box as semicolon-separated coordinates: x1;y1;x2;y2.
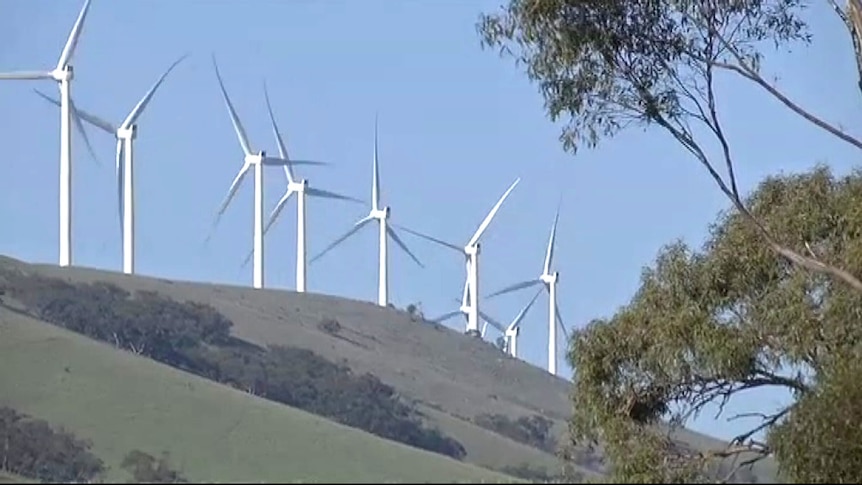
474;413;557;453
121;449;186;483
0;407;104;483
0;272;466;461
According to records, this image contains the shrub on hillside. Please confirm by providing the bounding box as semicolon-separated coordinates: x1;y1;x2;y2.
0;273;466;461
0;407;104;483
121;449;187;483
474;413;557;453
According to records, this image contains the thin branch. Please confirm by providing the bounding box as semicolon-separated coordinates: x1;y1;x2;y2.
705;25;862;151
829;0;862;95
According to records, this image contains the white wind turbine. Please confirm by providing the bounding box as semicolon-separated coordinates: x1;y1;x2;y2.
398;178;520;336
206;57;323;289
310;117;424;307
481;288;544;358
33;55;187;275
240;83;362;292
486;204;569;375
0;0;93;267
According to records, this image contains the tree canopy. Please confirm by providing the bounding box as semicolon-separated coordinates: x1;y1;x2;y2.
478;0;862;482
569;166;862;482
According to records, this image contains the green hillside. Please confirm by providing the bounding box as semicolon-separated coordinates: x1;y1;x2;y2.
0;307;517;483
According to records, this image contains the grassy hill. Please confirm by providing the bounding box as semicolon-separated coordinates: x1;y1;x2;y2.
0;255;776;482
0;305;517;483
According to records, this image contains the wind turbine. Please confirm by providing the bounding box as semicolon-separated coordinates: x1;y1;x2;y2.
206;57;323;289
398;178;520;336
0;0;93;267
485;203;568;375
309;116;423;307
240;83;361;292
33;55;188;275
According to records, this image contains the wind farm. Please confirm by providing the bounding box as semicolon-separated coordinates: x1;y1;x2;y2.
0;1;788;483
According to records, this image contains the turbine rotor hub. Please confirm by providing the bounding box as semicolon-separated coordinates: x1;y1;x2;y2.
117;125;137;140
52;65;73;82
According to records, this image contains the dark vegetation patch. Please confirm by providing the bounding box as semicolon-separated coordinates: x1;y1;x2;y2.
0;406;105;483
474;413;557;454
121;449;186;483
0;271;466;460
500;462;575;483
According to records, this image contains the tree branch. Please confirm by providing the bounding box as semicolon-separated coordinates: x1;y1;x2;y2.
704;24;862;151
829;0;862;96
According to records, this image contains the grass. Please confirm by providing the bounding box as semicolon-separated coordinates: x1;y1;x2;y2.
0;255;778;482
0;308;520;484
0;471;33;483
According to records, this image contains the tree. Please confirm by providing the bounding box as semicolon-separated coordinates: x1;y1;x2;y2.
478;0;862;293
562;167;862;482
477;0;862;481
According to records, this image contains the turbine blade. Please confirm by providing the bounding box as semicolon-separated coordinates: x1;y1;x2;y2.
121;54;188;128
556;302;569;341
386;227;423;268
543;202;561;276
372;113;380;211
56;0;92;69
33;88;115;133
212;56;252;156
263;189;295;237
508;286;543;331
467;177;520;248
285;159;329;166
477;309;506;333
481;321;489;338
205;163;251;242
431;310;462;324
261;157;327;167
69;98;102;167
115;140;124;239
0;71;53;80
395;224;462;253
262;80;294;182
305;187;363;204
486;279;542;299
461;270;470;308
310;216;374;264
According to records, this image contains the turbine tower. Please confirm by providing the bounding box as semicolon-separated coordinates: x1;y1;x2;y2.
206;57;321;289
241;83;361;292
464;290;541;358
399;178;520;336
486;203;569;375
310;116;423;307
34;55;187;275
0;0;93;267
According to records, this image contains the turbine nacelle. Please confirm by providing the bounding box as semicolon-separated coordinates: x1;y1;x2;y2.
371;206;390;220
505;326;519;338
117;125;137;141
245;151;267;166
288;179;308;193
51;65;73;82
464;243;480;256
541;271;559;285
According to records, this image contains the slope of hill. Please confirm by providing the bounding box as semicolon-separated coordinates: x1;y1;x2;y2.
0;306;517;483
0;255;776;482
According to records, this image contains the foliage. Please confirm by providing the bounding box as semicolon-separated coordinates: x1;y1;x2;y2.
565;167;862;482
121;450;186;483
0;407;105;483
474;413;557;454
0;273;466;461
479;2;862;481
478;0;862;293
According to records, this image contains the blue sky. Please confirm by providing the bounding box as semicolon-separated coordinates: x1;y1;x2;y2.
0;1;858;444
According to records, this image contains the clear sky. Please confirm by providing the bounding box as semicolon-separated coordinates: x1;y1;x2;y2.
0;0;858;444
